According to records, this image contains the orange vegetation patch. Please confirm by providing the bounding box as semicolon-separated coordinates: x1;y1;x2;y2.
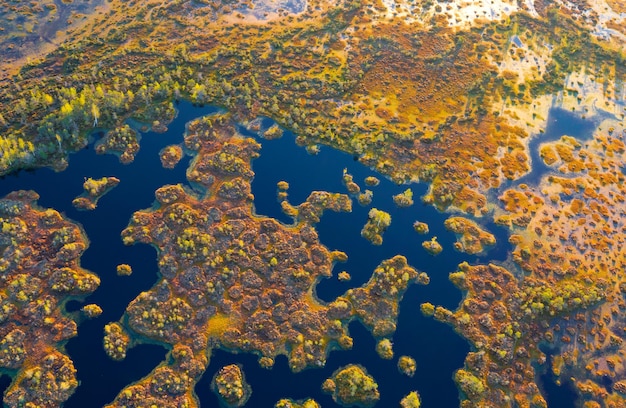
72;176;120;210
0;190;100;407
444;216;496;255
432;262;604;407
482;125;626;406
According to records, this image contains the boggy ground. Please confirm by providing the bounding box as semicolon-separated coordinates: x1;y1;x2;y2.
0;190;100;407
1;0;625;405
428;121;626;407
71;176;120;210
1;0;623;214
104;114;426;407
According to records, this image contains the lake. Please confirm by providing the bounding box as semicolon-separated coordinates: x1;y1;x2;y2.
0;102;575;407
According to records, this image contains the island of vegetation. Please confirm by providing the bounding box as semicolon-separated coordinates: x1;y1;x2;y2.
338;271;352;282
103;114;426;407
81;304;103;319
397;355;417;377
72;176;120;211
159;144;184;169
444;216;496;255
0;190;100;406
116;263;133;276
400;391;421;408
364;177;379;187
376;338;393;360
275;398;320;408
322;364;380;407
412;221;429;235
421;237;442;256
95;125;143;165
357;190;373;206
211;364;251;408
392;189;414;207
361;208;391;245
342;169;361;195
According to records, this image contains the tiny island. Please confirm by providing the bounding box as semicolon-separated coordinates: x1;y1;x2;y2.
95;125;141;164
361;208;392;245
160;144;184;169
211;364;251;408
275;398;320;408
421;237;442;256
72;176;120;211
444;216;496;255
322;364;380;407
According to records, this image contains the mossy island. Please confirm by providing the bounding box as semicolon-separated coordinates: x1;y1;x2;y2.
376;338;393;360
275;398;320;408
160;144;184;169
116;264;133;276
323;364;380;407
342;169;361;195
81;304;103;319
72;176;119;211
357;190;373;206
361;208;391;245
0;190;100;406
398;356;417;377
364;177;380;187
211;364;251;408
95;124;142;164
413;221;429;235
422;237;442;256
393;189;414;208
338;271;352;282
444;216;496;255
276;180;290;202
400;391;421;408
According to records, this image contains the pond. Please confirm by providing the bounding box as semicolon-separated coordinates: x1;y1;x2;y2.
0;101;550;407
506;107;607;188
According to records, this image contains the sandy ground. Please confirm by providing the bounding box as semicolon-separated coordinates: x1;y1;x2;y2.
377;0;520;27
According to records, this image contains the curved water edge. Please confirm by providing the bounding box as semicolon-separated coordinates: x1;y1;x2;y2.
537;345;579;408
503;107;612;190
0;101;511;406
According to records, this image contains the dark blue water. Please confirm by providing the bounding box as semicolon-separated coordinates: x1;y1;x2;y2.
1;102;513;407
0;375;10;400
538;346;579;408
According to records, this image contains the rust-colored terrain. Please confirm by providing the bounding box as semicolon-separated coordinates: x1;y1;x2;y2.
0;0;625;405
0;190;99;407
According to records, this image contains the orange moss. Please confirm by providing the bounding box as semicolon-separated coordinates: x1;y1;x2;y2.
0;190;99;406
540;144;559;165
160;145;184;169
444;216;496;255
